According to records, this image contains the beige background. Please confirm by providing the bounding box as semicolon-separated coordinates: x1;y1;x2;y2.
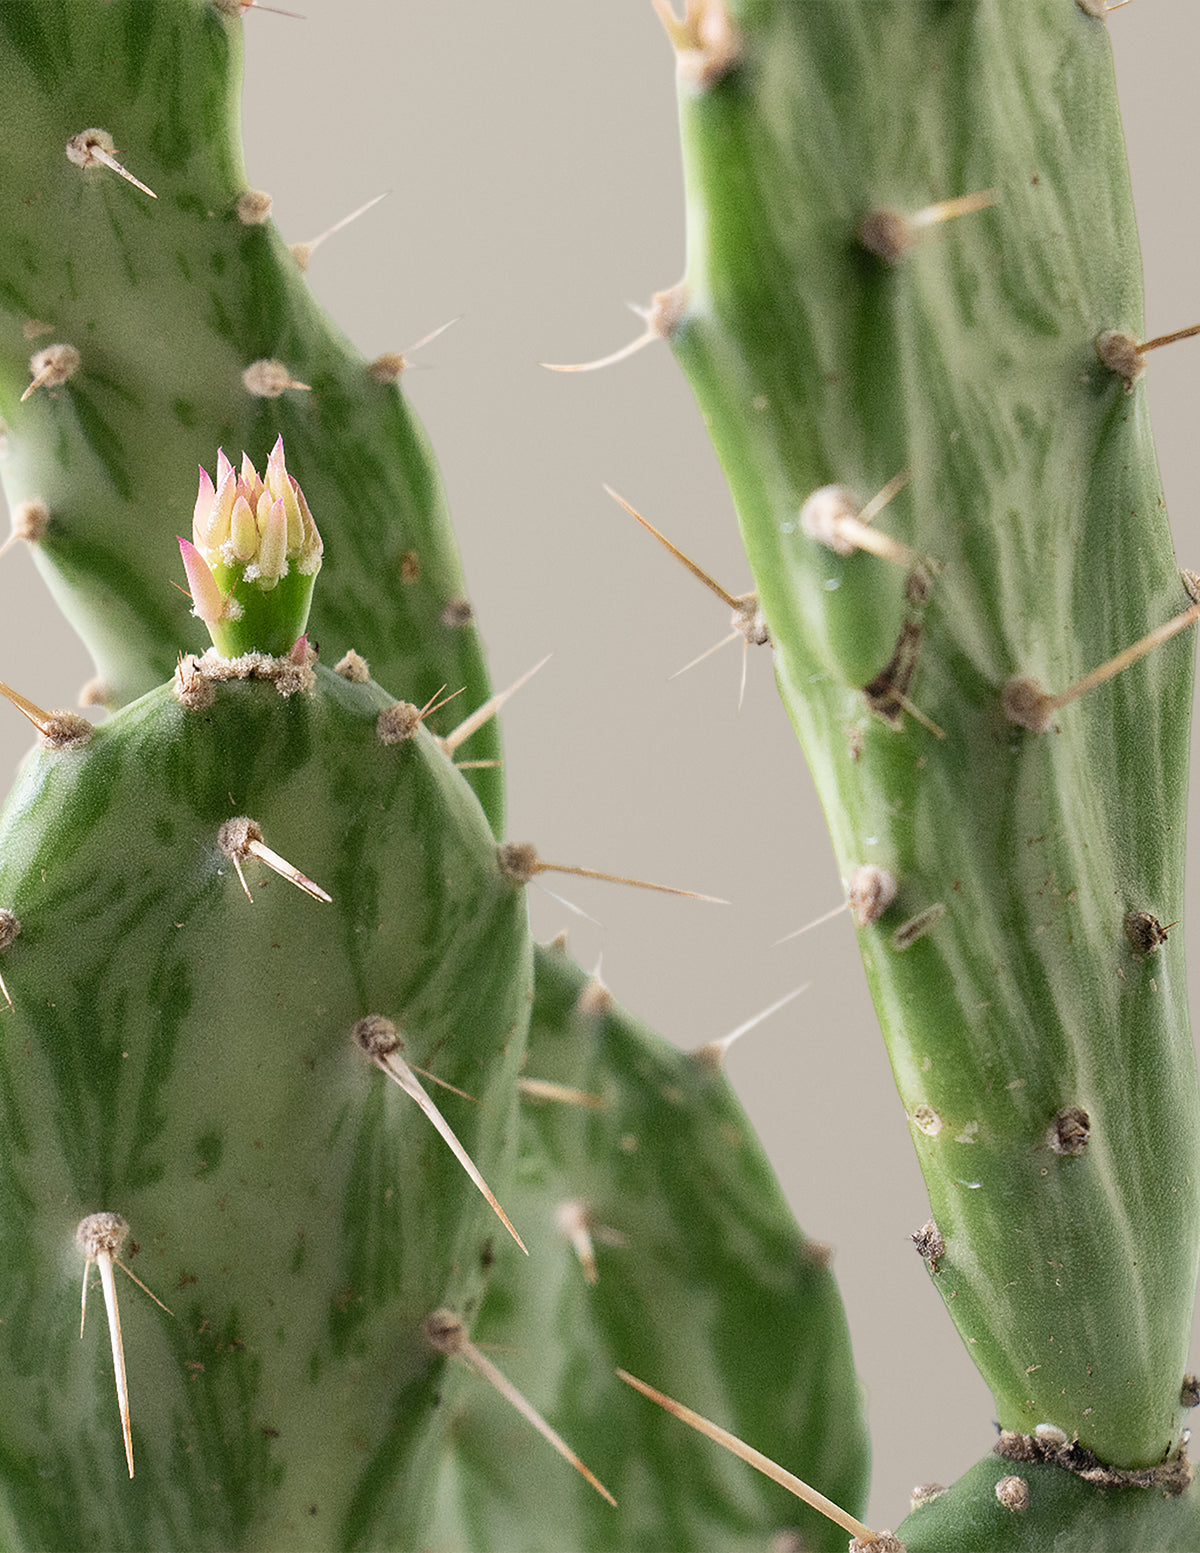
1;3;1197;1533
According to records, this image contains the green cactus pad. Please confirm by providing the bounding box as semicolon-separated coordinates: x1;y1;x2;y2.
663;0;1200;1469
429;944;870;1553
0;661;531;1550
0;0;501;824
898;1450;1200;1552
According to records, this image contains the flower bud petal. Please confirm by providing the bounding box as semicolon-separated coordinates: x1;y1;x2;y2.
256;499;288;582
178;537;226;624
230;494;258;561
192;466;216;548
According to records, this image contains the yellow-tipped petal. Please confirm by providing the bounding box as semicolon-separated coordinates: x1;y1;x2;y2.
255;501;288;582
230;495;258;561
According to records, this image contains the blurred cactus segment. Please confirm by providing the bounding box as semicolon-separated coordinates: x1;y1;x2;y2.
664;0;1199;1475
0;0;501;822
0;663;531;1550
430;945;869;1553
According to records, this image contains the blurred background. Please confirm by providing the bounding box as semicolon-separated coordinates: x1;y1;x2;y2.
0;2;1196;1531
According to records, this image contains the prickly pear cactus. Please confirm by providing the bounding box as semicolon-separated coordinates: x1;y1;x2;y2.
648;0;1200;1541
0;645;532;1549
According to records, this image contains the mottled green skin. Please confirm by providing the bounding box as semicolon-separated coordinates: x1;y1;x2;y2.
431;946;870;1553
0;666;531;1550
0;3;878;1548
667;0;1199;1472
898;1453;1200;1552
0;0;501;826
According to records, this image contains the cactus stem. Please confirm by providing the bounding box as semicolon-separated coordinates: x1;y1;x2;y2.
541;286;686;374
290;190;389;272
554;1200;600;1285
440;654;551;759
65;129;156;199
800;474;916;568
216;816;331;904
19;343;81;403
1002;599;1200;733
516;1078;607;1110
426;1310;617;1505
0;680;92;749
616;1369;884;1543
351;1017;527;1255
859;190;997;264
498;841;729;904
692;981;809;1072
368;316;463;384
241;360;312;398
